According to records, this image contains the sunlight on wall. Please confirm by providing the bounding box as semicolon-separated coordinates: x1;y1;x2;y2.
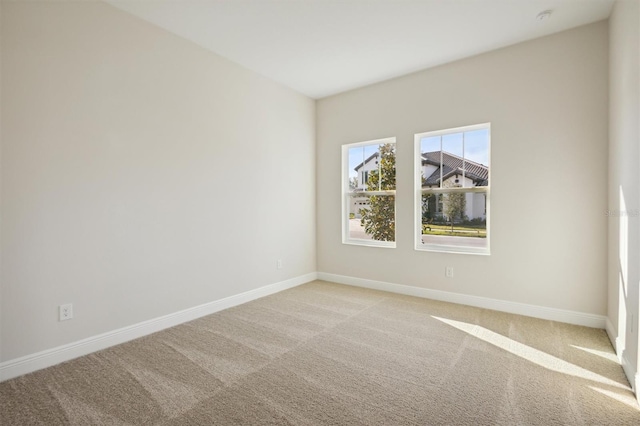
620;186;629;288
619;274;627;356
432;316;629;390
618;186;628;356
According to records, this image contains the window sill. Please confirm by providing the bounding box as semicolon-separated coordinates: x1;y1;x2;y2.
416;243;490;256
343;239;396;249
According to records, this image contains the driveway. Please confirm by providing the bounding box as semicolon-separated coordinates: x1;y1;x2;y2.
349;219;372;240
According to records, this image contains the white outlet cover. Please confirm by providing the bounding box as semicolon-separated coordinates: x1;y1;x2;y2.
59;304;73;321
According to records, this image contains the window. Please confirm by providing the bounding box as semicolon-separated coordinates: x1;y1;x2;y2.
343;138;396;247
415;124;490;254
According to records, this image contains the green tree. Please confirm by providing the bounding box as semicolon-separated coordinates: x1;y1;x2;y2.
421;173;434;226
360;144;396;241
443;182;466;232
421;193;434;225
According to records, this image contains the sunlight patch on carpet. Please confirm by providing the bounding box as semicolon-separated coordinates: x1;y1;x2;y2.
570;345;620;363
432;316;630;391
589;386;640;410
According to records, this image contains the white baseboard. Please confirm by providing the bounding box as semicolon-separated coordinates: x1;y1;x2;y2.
605;317;621;358
317;272;607;329
621;353;637;392
0;272;317;382
0;271;612;383
606;320;638;400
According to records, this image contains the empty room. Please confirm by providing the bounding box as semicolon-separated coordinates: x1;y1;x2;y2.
1;0;639;424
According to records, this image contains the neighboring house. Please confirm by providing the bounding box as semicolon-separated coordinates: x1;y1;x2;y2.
422;151;488;222
354;151;380;190
349;152;380;218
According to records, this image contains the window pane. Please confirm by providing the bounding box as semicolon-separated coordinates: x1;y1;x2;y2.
349;144;383;192
349;143;396;192
442;132;464;157
347;194;395;242
442;132;464;188
420;130;489;190
420;191;487;249
463;128;490;187
421;136;441;153
420;136;441;189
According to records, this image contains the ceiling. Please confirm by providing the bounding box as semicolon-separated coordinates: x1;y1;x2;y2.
105;0;614;99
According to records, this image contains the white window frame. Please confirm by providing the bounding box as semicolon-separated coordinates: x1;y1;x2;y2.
342;137;396;248
414;123;491;255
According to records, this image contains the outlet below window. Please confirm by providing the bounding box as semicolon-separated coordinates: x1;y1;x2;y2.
445;267;454;278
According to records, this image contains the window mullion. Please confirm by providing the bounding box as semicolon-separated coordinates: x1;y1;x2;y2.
439;135;443;188
462;132;466;187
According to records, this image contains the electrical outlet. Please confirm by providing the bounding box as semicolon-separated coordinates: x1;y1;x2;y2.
277;259;283;269
59;304;73;321
445;266;454;278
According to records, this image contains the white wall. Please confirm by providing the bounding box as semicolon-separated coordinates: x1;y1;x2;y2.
317;22;609;315
608;0;640;392
0;1;316;362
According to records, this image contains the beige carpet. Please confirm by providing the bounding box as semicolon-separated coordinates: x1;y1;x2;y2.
1;280;639;425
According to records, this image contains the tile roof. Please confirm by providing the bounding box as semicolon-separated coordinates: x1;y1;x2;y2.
422;151;489;187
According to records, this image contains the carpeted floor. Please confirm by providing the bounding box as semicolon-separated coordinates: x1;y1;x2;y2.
1;280;639;425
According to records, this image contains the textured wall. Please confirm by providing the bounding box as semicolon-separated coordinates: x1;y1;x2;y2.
0;1;316;361
317;22;609;316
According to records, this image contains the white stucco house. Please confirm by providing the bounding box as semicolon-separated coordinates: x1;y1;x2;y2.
349;152;380;219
